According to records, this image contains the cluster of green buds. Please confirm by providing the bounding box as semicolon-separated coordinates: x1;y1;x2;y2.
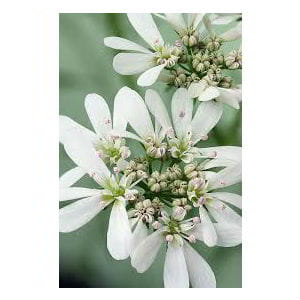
205;35;223;52
169;69;200;88
128;198;162;224
95;135;130;165
169;179;188;196
181;28;198;47
124;158;149;181
218;75;233;88
144;135;167;159
172;197;192;212
153;43;183;68
225;49;242;69
202;64;223;86
147;170;169;193
192;52;212;73
184;162;206;179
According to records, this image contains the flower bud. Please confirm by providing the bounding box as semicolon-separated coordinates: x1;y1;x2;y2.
137;170;147;179
151;171;160;180
184;163;196;175
172;206;186;221
186;170;198;179
152;221;161;229
160;181;168;190
188;234;196;243
184;204;192;211
172;199;182;206
146;207;155;215
188;35;198;47
135;202;144;210
150;183;161;193
166;234;174;242
147;177;156;187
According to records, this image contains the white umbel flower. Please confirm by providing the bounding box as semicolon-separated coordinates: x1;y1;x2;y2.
187;162;242;247
59;126;141;260
60;88;135;174
131;209;219;288
104;14;182;87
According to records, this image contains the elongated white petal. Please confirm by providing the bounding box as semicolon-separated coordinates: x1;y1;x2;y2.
198;87;220;102
107;200;132;260
59;187;102;201
217;87;241;109
59;195;112;232
187;81;206;99
130;218;148;255
137;63;166;87
59;167;85;188
213;223;242;246
191;101;223;144
199;206;217;247
59;115;97;144
208;162;242;190
127;13;164;48
210;192;242;209
113;52;155;75
104;36;151;53
187;13;204;29
191;223;241;247
113;87;130;131
164;244;189;288
220;22;242;41
145;89;172;131
84;93;112;137
131;228;164;273
164;13;186;34
62;126;111;185
115;87;154;139
171;88;193;139
212;14;240;25
183;241;216;288
206;199;242;227
195;146;242;168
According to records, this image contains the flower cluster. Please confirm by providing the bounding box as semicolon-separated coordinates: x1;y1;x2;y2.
60;13;242;288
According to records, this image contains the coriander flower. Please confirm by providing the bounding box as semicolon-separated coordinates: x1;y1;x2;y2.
104;13;183;87
59;126;142;260
186;162;242;247
188;79;242;109
131;207;240;288
60;89;133;178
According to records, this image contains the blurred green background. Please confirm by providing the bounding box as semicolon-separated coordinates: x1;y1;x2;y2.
59;13;242;288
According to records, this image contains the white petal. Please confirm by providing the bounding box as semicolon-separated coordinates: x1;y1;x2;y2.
212;14;240;25
187;13;204;29
62;126;111;185
213;223;242;247
217;87;241;109
206;199;242;227
191;101;223;143
171;88;193;139
59;195;112;232
187;81;206;99
208;162;242;190
130;218;148;255
198;87;220;102
107;200;132;260
195;146;242;168
183;241;216;288
84;93;112;137
137;64;166;87
113;87;129;131
210;192;242;209
114;87;154;139
59;187;102;201
145;89;172;131
220;22;242;41
59;167;85;188
127;13;164;48
131;228;164;273
113;52;155;75
199;206;217;247
59;115;97;144
191;223;242;247
104;36;151;53
164;244;189;288
164;13;186;34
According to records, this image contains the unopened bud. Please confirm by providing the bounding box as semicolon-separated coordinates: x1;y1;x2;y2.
188;35;198;47
146;207;155;215
172;206;186;221
150;183;161;193
143;199;152;208
152;221;161;229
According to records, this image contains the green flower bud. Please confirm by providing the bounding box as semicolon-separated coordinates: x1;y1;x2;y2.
188;35;198;47
147;177;156;187
160;181;168;190
150;183;161;193
143;199;152;208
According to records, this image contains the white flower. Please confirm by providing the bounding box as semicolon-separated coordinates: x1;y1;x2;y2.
60;89;133;174
188;79;242;109
187;162;242;247
208;13;242;25
59;126;141;260
104;14;182;87
130;209;218;288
